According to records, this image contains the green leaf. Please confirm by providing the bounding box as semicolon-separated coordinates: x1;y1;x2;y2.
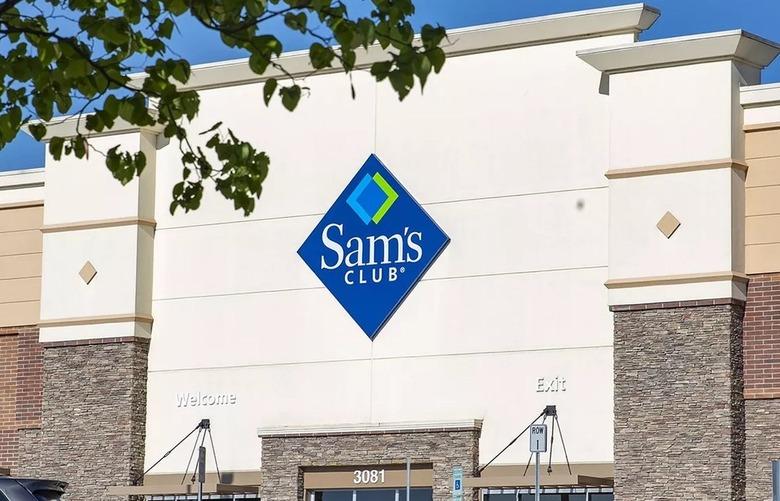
248;53;270;75
370;61;393;81
168;0;188;15
284;12;307;33
309;43;334;69
73;136;87;158
103;95;120;116
170;60;190;84
263;78;277;106
134;152;147;175
85;113;104;132
427;47;446;73
158;18;175;39
0;0;449;218
279;85;302;111
49;137;64;160
341;50;356;72
28;123;46;141
199;122;223;135
388;70;414;100
415;55;432;89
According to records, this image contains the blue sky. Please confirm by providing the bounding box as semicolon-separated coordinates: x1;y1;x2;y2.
2;0;780;172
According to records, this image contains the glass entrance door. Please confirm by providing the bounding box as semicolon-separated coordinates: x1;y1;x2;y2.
309;488;433;501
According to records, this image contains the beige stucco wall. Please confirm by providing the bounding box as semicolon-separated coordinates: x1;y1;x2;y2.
745;126;780;274
0;202;43;327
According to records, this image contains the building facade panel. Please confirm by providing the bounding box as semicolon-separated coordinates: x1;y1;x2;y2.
16;339;149;500
746;399;780;501
0;326;43;473
259;425;481;501
39;223;146;322
0;172;45;474
744;273;780;400
40;134;152;226
149;266;610;371
7;4;780;501
745;123;780;275
145;360;374;473
0;197;42;328
0;330;18;470
745;156;780;188
608;62;738;169
153;71;377;230
151;189;608;300
374;36;629;201
370;346;614;465
613;303;745;501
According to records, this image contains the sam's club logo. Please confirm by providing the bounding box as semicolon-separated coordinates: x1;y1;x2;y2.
298;155;449;339
347;172;398;225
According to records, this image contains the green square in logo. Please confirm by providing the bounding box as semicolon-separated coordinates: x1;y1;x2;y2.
370;172;398;224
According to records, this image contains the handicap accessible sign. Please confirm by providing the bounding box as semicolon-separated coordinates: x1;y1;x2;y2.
298;155;449;339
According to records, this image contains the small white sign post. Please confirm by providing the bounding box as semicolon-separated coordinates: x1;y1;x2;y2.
530;424;548;501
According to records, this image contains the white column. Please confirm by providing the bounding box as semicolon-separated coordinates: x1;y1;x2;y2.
578;31;780;307
38;124;159;342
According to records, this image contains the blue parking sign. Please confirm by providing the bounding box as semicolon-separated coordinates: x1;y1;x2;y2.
452;466;463;501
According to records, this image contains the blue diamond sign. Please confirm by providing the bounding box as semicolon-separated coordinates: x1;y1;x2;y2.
298;154;450;339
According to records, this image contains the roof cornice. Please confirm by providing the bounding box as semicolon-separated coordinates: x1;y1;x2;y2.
741;82;780;108
0;168;44;189
26;4;660;140
256;419;483;437
131;3;659;92
24;114;164;142
577;30;780;74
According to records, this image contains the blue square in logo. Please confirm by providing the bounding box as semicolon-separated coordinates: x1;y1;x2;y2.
356;179;387;218
298;155;450;339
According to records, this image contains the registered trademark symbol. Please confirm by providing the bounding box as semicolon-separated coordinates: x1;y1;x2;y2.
400;267;406;273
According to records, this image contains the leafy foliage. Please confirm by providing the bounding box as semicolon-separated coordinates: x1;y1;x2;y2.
0;0;447;214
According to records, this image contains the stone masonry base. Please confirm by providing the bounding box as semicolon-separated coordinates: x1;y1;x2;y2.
613;302;745;501
259;425;482;501
16;339;149;501
746;399;780;500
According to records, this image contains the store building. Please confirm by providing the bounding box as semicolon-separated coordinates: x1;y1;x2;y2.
2;3;780;500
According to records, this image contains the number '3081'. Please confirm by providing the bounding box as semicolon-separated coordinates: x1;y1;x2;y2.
353;469;385;484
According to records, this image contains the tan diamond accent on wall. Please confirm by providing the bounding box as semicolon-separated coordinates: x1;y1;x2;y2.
79;261;97;284
657;211;681;239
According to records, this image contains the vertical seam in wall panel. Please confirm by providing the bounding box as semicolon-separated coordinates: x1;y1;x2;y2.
373;77;378;154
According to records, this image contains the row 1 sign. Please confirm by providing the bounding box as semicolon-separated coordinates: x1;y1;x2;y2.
298;155;450;340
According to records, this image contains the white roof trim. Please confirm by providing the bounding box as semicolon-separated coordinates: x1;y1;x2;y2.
577;30;780;74
130;3;659;92
0;168;44;189
741;82;780;108
29;4;660;140
24;114;164;142
257;419;483;437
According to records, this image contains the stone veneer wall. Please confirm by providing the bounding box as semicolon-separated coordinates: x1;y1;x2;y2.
259;425;482;501
745;399;780;501
612;300;745;501
16;338;149;501
743;272;780;501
